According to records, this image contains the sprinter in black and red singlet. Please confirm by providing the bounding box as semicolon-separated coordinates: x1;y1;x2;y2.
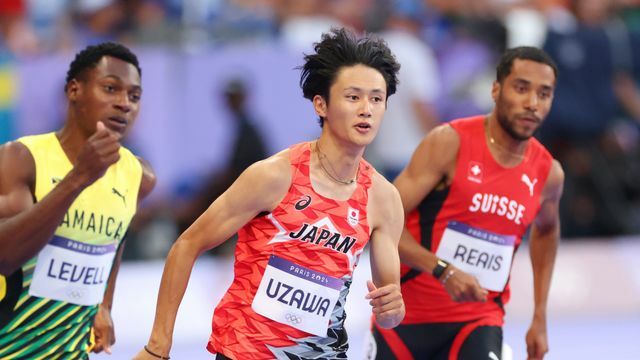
372;47;564;360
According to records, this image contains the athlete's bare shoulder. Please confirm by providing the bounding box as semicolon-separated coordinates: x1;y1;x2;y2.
402;123;459;184
0;141;36;219
136;156;157;202
0;141;36;194
368;168;403;230
233;148;293;211
369;169;399;201
249;148;291;185
419;123;460;160
542;159;564;202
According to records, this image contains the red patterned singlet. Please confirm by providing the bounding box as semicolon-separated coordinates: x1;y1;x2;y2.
207;142;373;359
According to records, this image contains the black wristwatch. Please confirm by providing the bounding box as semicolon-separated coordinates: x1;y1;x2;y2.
432;259;449;280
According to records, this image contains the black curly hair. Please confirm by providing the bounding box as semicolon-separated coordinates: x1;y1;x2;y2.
65;42;141;90
299;28;401;127
496;46;557;83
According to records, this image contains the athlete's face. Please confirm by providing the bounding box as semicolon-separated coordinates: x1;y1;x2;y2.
492;59;555;141
313;64;387;148
67;56;142;140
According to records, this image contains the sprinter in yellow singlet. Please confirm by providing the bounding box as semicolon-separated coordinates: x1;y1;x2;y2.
0;42;156;359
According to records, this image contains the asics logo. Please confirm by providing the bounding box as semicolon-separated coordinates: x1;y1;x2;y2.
294;195;311;211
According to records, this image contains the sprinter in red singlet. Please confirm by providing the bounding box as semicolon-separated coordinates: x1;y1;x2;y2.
134;28;405;360
372;47;564;360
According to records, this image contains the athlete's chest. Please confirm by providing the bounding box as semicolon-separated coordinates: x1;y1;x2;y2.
254;190;370;271
450;159;543;228
40;162;138;243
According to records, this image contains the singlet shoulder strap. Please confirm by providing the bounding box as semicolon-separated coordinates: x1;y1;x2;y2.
288;142;313;188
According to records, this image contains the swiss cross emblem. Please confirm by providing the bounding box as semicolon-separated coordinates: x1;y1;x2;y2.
347;207;359;227
467;161;483;184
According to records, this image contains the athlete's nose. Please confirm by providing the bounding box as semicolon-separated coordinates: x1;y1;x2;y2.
524;93;538;113
114;92;132;114
359;99;372;118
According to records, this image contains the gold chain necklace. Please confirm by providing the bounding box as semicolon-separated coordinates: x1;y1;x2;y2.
315;141;357;185
486;119;527;160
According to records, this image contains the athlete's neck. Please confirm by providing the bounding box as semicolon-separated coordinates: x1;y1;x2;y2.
485;114;528;166
486;114;528;152
56;122;88;165
314;136;362;185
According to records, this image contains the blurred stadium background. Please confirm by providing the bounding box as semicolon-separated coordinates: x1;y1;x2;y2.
1;0;639;358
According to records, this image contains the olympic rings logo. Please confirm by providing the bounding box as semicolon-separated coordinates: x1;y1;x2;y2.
66;289;86;299
285;313;302;325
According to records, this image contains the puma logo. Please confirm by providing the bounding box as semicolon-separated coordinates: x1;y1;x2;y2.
112;187;127;206
521;174;537;197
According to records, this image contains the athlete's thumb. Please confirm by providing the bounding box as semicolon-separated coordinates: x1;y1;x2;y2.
365;280;377;299
96;121;106;133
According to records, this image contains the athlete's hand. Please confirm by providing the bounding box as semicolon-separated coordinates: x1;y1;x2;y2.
366;280;405;329
68;121;120;187
526;318;548;360
91;303;115;354
441;266;488;302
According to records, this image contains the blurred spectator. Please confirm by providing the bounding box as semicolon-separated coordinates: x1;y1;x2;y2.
369;0;440;180
541;0;640;236
426;3;505;121
274;0;342;50
222;77;268;175
0;0;39;56
174;77;267;255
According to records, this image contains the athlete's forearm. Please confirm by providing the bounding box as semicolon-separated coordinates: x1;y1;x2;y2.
147;238;200;354
101;239;126;310
0;173;87;275
529;225;559;321
398;228;439;274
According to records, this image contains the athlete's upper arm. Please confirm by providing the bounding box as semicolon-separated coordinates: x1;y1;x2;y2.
393;124;459;213
136;156;157;203
533;159;564;233
0;141;36;220
177;152;292;253
368;173;404;286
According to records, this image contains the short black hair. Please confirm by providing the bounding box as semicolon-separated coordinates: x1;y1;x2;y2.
496;46;557;83
299;28;400;126
65;42;141;89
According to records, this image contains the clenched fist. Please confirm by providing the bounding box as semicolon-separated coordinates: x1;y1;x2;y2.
68;121;121;187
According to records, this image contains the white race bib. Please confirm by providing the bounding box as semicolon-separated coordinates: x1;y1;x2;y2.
436;221;515;292
252;255;344;337
29;235;117;306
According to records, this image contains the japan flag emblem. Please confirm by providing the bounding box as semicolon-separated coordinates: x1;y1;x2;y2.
348;207;359;227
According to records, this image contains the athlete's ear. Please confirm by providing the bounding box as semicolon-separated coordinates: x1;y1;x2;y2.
313;95;328;118
66;79;81;101
491;81;500;103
